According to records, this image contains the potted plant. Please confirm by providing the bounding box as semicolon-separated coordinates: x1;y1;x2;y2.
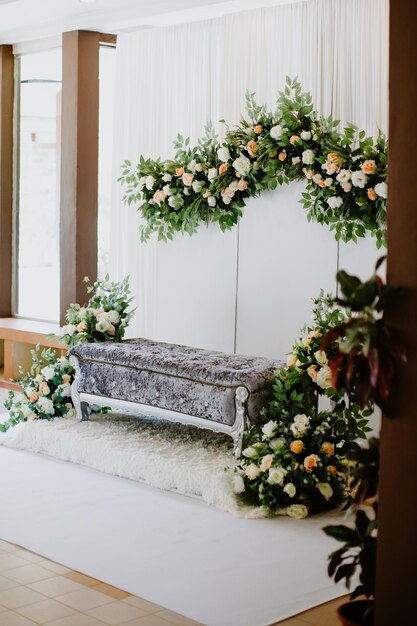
324;438;378;626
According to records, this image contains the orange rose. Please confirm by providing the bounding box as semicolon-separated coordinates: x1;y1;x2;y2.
290;135;300;145
219;163;228;175
278;150;287;162
253;125;263;134
307;365;318;382
304;454;320;472
325;153;343;175
290;440;304;454
327;465;337;477
237;180;248;191
367;188;377;201
318;179;326;188
321;442;335;456
175;167;185;176
362;159;377;174
247;140;257;156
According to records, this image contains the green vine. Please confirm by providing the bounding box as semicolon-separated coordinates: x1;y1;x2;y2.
120;77;387;247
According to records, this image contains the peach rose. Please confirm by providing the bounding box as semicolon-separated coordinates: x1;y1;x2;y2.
77;321;87;333
318;179;326;188
367;188;377;201
153;189;166;203
290;440;304;454
290;135;300;145
219;163;228;175
362;159;377;175
253;125;263;134
175;167;185;176
27;413;37;422
237;180;248;191
29;392;38;403
223;187;235;198
182;172;194;186
247;140;257;157
278;150;287;162
307;365;318;382
39;382;50;396
325;153;343;175
342;182;352;192
327;465;337;477
304;454;321;473
62;374;71;384
321;442;335;456
286;353;297;367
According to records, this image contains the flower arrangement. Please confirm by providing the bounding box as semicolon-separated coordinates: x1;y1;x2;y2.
58;275;133;347
1;348;75;432
1;276;133;432
233;294;372;517
120;77;387;247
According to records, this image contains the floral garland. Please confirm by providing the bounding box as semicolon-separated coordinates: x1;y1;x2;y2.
233;293;372;518
1;276;133;432
120;77;387;247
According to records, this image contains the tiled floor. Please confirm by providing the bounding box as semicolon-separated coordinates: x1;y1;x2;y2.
0;538;346;626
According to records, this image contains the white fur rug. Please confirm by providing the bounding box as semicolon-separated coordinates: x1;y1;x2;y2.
0;412;261;517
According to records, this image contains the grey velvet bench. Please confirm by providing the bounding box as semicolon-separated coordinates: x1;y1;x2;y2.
69;339;284;456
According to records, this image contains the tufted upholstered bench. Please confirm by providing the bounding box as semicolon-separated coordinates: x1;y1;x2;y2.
69;339;284;456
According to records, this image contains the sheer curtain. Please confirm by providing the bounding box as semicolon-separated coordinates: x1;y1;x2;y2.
110;0;388;354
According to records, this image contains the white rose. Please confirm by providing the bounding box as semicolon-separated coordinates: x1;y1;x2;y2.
351;171;367;188
34;374;44;383
63;324;77;337
162;184;173;196
222;196;232;205
106;310;119;324
286;504;309;519
242;446;257;459
37;396;54;415
232;154;251;177
96;319;111;333
207;167;217;181
312;173;322;185
194;163;203;173
267;466;287;486
302;150;315;165
260;455;274;472
317;482;334;501
162;173;172;182
327;196;343;209
231;474;245;494
283;483;296;498
315;350;328;366
145;175;155;190
262;420;278;439
217;146;231;163
270;125;284;140
300;130;311;141
60;383;72;398
290;414;310;437
66;408;76;419
325;177;333;187
316;365;333;389
58;356;69;368
207;196;216;207
78;307;88;320
16;393;27;403
245;463;261;480
375;181;388;199
192;180;203;193
292;156;301;165
269;437;286;451
336;169;351;184
20;403;32;418
41;366;56;381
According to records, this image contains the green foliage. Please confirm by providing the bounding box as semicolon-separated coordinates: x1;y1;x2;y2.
120;77;387;245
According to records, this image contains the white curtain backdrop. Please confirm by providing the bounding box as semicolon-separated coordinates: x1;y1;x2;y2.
109;0;388;357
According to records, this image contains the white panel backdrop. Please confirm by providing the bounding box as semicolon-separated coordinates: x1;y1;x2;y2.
110;0;388;358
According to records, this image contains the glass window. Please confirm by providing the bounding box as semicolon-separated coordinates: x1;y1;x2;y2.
14;48;62;322
98;44;116;278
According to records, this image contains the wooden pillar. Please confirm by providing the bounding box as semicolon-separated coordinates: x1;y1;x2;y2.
60;31;100;324
0;45;14;317
375;1;417;623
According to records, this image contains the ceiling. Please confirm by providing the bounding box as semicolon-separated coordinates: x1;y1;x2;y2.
0;0;300;46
